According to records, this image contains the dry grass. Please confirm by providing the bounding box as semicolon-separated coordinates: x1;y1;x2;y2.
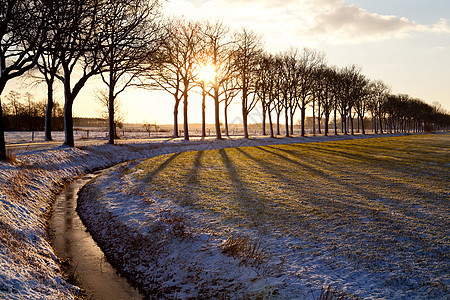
221;235;268;267
4;152;18;164
5;167;45;202
158;209;190;238
314;285;347;300
128;133;449;297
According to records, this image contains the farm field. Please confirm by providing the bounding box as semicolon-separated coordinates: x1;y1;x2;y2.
78;133;449;299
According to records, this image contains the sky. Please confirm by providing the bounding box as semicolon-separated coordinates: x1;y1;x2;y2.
5;0;450;125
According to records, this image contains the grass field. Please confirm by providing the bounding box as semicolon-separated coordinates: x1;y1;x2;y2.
125;133;449;298
77;133;449;298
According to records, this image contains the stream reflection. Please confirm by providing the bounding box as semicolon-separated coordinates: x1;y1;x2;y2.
49;174;143;300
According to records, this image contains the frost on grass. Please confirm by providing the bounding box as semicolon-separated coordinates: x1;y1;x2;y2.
1;132;448;299
77;162;285;298
78;133;449;299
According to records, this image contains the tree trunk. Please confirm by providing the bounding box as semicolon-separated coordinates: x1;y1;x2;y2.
44;82;54;141
289;106;294;135
108;97;115;144
243;107;249;139
183;89;189;141
342;111;347;135
173;100;179;138
300;105;306;137
334;107;338;135
317;103;321;135
63;97;75;147
262;101;266;136
276;112;281;136
350;116;354;135
224;105;229;137
324;113;329;136
242;76;249;139
268;109;274;138
214;86;221;139
284;102;289;137
361;115;365;134
108;74;116;145
312;99;316;136
378;112;383;134
0;101;6;160
356;114;360;133
201;86;206;138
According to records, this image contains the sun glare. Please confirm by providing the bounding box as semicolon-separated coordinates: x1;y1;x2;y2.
197;63;216;83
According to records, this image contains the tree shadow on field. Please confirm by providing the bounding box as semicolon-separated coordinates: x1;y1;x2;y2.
235;147;295;186
235;147;319;232
283;143;446;206
141;152;181;184
258;145;386;212
260;144;447;233
218;148;267;227
186;151;204;186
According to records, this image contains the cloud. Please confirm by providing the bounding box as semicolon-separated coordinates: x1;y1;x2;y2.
300;0;450;43
304;3;413;42
163;0;450;45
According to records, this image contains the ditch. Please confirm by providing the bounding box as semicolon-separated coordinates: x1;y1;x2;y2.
48;173;144;300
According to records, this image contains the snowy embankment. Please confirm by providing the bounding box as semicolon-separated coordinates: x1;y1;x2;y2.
0;133;402;299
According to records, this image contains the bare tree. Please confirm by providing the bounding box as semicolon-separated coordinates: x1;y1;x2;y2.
95;89;125;138
355;77;371;134
279;49;300;137
99;0;164;144
47;0;110;147
201;20;235;139
370;80;390;134
195;77;211;138
271;56;284;136
233;28;263;139
335;65;363;135
297;48;324;137
142;120;159;137
313;65;336;136
220;68;240;137
255;53;274;137
342;65;366;135
34;45;61;141
26;15;63;141
4;90;23;129
149;18;202;140
0;0;48;159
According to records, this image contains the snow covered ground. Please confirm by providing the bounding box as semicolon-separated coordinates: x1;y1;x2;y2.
4;130;172;146
0;132;446;299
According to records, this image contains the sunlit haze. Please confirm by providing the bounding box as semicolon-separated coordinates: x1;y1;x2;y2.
197;63;217;84
5;0;450;125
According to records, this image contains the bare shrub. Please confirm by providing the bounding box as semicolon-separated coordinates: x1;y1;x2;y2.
313;285;348;300
221;235;268;267
5;153;18;164
158;209;190;238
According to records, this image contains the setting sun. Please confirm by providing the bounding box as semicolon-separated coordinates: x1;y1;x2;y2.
197;63;216;83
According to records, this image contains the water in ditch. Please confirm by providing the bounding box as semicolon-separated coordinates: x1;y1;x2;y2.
49;173;144;300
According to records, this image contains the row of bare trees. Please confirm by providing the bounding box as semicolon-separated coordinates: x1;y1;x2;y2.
142;20;265;140
254;55;450;137
1;0;448;160
149;19;449;141
0;0;164;159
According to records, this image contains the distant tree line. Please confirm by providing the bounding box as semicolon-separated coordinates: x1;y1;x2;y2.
1;90;63;131
1;0;449;160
